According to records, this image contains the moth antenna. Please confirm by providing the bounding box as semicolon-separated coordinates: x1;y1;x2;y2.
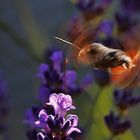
54;36;81;50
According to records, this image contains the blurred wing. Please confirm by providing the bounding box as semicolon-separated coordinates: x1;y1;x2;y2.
67;15;98;65
111;25;140;87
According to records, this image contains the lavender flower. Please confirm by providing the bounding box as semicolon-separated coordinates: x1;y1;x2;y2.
24;106;41;140
76;0;95;11
104;111;131;135
37;50;93;103
99;20;114;37
121;0;140;14
115;11;137;33
24;105;41;128
46;93;76;117
75;0;113;21
114;89;140;111
35;93;81;140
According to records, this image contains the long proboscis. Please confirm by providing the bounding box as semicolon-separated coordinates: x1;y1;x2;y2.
54;36;81;50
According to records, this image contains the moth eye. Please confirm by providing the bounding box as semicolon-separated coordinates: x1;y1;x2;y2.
88;48;97;55
108;51;117;57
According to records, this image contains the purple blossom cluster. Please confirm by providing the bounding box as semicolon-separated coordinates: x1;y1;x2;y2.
35;93;81;140
114;89;140;111
24;47;94;140
37;49;93;104
75;0;113;21
25;93;81;140
104;111;131;135
104;89;140;136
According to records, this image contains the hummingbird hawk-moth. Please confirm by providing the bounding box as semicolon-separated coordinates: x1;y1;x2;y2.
54;26;140;88
55;37;135;72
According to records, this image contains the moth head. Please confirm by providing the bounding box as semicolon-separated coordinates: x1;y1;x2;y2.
77;45;92;65
119;54;135;69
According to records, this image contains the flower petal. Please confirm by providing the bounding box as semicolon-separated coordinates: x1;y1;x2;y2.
67;127;81;136
47;93;58;113
50;51;63;73
37;64;49;84
66;114;78;127
37;132;45;140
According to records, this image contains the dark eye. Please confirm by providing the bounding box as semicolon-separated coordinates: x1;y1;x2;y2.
88;48;97;55
108;51;117;57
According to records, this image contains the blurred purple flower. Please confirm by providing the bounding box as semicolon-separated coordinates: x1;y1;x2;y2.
37;64;49;85
24;106;41;128
38;86;50;103
114;89;140;111
76;0;95;11
121;0;140;13
75;0;113;21
115;11;137;32
24;106;41;140
80;73;94;88
64;71;77;89
99;20;114;36
104;111;131;135
37;50;93;103
98;37;123;50
50;51;63;73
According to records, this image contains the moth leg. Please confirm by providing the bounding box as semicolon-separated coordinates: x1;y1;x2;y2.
107;68;111;74
122;63;127;69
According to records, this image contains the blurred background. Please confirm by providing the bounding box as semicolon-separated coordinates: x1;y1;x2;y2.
0;0;140;140
0;0;75;139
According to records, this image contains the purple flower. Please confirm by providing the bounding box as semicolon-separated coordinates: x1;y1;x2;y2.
24;106;42;140
37;64;49;85
99;20;114;36
80;73;94;88
121;0;140;14
114;89;140;111
24;106;41;128
115;11;137;32
104;111;131;135
76;0;95;11
38;86;50;103
34;93;80;140
35;110;81;140
37;50;91;103
47;93;75;117
75;0;113;21
50;51;63;73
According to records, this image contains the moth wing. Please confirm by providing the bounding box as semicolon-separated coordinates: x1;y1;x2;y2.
111;24;140;87
67;15;97;65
